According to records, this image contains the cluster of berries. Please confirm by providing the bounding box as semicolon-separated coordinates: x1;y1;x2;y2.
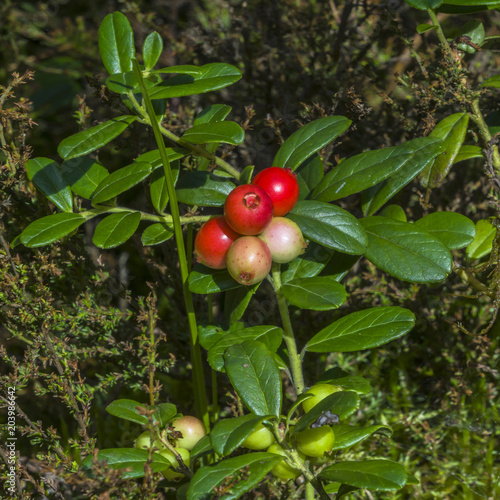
194;167;307;285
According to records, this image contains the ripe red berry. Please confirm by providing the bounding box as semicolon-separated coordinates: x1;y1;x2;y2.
224;184;274;235
226;236;272;285
194;216;241;270
259;217;307;263
252;167;300;216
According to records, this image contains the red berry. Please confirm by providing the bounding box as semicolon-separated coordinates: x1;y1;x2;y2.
226;236;272;285
224;184;274;235
259;217;307;264
194;216;241;270
252;167;300;216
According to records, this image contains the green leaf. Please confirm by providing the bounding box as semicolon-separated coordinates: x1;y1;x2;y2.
415;212;476;250
378;205;407;222
98;12;134;75
440;3;500;12
417;24;436;34
454;145;483;163
141;223;173;246
150;160;180;214
81;448;170;479
361;138;445;216
307;306;415;353
190;435;213;462
419;113;469;188
444;0;500;5
239;165;255;185
58;116;137;160
480;75;500;88
149;63;242;99
20;213;86;247
224;283;260;325
61;156;109;199
405;0;443;9
332;424;392;451
105;399;149;425
208;326;283;372
151;403;178;426
176;171;235;206
287;201;367;255
224;340;282;417
281;242;334;283
466;219;497;260
281;277;347;311
320;251;360;282
187;453;282;500
319;369;372;394
182;122;244;145
91;162;152;204
26;157;73;212
311;146;414;202
273;116;351;172
292;391;360;434
360;216;453;283
296;154;324;200
320;460;407;491
92;212;141;249
135;147;188;168
194;104;232;125
453;20;485;53
210;414;271;456
188;264;241;294
143;31;163;71
198;325;227;351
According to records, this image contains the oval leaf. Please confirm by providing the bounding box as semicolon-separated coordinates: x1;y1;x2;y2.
105;399;149;425
91;161;152;204
415;212;476;250
61;156;109;199
281;276;347;311
273;116;351;172
332;424;392;451
182;122;244;145
466;219;497;260
141;223;173;246
176;171;235;207
281;242;335;283
224;340;282;417
405;0;443;8
92;212;141;249
360;216;453;283
26;157;73;213
98;12;134;75
143;31;163;71
194;104;232;125
188;264;241;294
307;306;415;353
287;201;367;255
58;116;137;160
20;213;86;247
320;460;407;491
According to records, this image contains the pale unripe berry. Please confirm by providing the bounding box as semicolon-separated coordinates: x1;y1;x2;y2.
170;416;207;451
258;217;307;264
226;236;272;285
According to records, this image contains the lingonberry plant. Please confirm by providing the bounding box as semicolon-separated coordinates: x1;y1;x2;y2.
14;2;500;497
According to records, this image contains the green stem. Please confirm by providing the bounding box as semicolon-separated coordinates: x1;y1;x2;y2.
271;263;305;395
469;99;500;171
132;59;209;430
427;9;454;61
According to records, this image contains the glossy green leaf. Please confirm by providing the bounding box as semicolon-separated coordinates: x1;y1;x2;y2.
81;448;170;479
417;24;436;34
151;403;178;426
311;146;414;202
419;113;469;188
194;104;232;125
224;340;282;417
187;453;282;500
292;391;360;434
210;414;271;456
58;116;137;160
136;147;188;168
319;251;360;282
149;63;242;99
281;242;334;283
319;368;372;394
273;116;351;172
466;219;497;260
320;460;407;491
26;157;73;212
360;216;453;283
143;31;163;70
444;0;500;5
332;424;392;451
281;277;347;311
406;473;420;485
106;399;176;427
176;171;235;206
98;12;134;75
91;162;152;204
239;165;255;185
307;306;415;353
454;145;483;163
480;75;500;88
190;435;213;462
188;264;241;294
379;205;407;222
224;283;260;325
208;325;283;372
287;200;367;255
61;156;109;199
415;212;476;250
150;160;180;214
141;223;173;246
20;213;86;247
198;325;227;351
361;138;445;216
455;20;485;53
405;0;443;9
296;154;324;200
182;122;244;145
92;212;141;249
